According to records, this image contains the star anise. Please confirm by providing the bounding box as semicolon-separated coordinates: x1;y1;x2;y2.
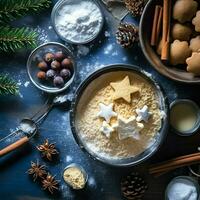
27;161;47;181
37;139;59;161
42;173;59;194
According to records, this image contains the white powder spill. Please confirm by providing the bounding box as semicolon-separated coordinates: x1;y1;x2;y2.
65;155;73;162
112;51;118;56
88;177;96;187
105;31;111;38
104;44;113;55
122;57;127;61
77;45;90;57
24;81;30;88
36;27;50;44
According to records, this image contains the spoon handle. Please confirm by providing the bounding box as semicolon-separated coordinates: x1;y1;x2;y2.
0;136;29;157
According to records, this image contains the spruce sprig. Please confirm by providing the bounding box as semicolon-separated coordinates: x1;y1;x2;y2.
0;74;19;95
0;27;38;52
0;0;51;23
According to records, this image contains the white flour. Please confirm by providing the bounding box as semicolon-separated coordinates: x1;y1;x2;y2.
55;0;103;43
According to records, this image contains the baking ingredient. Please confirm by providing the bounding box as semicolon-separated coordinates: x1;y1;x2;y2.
113;116;144;140
167;178;198;200
76;71;163;160
136;105;151;123
37;71;46;80
116;23;139;48
0;74;19;96
173;0;198;23
170;40;191;65
60;69;71;79
61;58;72;69
38;61;48;71
124;0;144;16
44;53;55;63
51;60;61;70
110;76;139;103
100;121;115;138
190;36;200;52
54;51;65;61
121;172;148;200
170;101;198;133
37;139;59;161
63;166;86;189
192;11;200;32
53;76;64;87
186;52;200;75
55;0;103;43
172;23;192;41
28;161;47;181
46;69;56;79
42;173;59;194
97;103;117;123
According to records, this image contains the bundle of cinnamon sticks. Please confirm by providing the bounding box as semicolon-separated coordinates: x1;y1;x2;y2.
151;0;171;60
149;152;200;177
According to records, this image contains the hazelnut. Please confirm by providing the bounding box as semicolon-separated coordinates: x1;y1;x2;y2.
37;61;48;71
46;69;56;79
37;71;46;80
61;58;72;69
60;69;71;79
44;53;55;63
51;60;61;70
53;76;64;87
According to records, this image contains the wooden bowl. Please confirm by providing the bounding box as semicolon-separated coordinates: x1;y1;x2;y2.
139;0;200;84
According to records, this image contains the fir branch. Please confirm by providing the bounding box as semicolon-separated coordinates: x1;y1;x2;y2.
0;0;51;23
0;74;19;95
0;27;38;52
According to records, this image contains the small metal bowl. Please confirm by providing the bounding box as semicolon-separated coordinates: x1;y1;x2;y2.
170;99;200;136
27;42;76;93
165;176;200;200
63;163;88;190
51;0;104;45
70;64;169;167
139;0;200;84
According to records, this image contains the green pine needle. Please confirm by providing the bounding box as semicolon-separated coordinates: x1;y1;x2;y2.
0;74;19;95
0;27;38;52
0;0;51;23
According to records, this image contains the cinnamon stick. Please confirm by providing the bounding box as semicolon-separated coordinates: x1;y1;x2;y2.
149;152;200;176
161;0;171;60
151;6;162;46
0;136;29;157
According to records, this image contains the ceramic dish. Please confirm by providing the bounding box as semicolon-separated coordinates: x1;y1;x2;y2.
139;0;200;84
70;64;169;167
51;0;104;44
27;42;76;93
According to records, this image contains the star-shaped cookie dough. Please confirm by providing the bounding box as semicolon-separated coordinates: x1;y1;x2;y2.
113;116;144;140
110;76;139;103
136;105;152;123
100;121;115;138
97;103;117;123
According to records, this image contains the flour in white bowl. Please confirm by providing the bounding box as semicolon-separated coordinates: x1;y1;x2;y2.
54;0;103;43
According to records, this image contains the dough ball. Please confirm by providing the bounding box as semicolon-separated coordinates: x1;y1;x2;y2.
186;52;200;75
173;0;198;23
192;11;200;32
172;23;192;41
190;36;200;52
170;40;191;65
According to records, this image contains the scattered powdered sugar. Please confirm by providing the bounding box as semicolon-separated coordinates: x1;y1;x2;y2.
104;44;113;55
88;177;96;188
66;155;73;162
55;0;103;43
122;56;127;61
104;31;111;38
77;45;90;57
36;27;50;44
24;81;30;88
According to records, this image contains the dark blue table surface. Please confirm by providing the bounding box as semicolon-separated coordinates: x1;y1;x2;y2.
1;1;200;200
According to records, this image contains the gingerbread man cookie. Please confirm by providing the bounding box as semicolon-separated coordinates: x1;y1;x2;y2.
186;52;200;75
192;11;200;32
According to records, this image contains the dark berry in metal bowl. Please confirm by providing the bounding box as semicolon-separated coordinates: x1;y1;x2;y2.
46;69;56;79
60;69;71;79
53;76;64;87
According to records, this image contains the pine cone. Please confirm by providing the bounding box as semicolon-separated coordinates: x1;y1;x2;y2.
121;172;148;200
116;23;138;48
124;0;144;17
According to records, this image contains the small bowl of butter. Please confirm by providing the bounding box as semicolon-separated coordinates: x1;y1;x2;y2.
170;99;200;136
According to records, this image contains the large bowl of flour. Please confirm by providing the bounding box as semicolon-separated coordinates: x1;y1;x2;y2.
70;65;169;167
51;0;104;44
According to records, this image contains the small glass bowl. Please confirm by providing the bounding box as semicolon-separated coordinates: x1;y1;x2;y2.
165;176;200;200
170;99;200;136
51;0;104;44
27;42;76;93
63;163;88;190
